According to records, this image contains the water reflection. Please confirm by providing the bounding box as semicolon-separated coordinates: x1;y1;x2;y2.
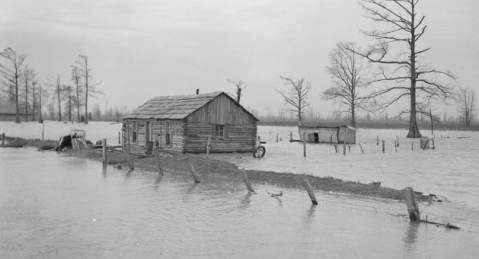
403;222;419;255
186;182;200;194
238;192;253;210
155;173;163;184
102;164;107;178
124;169;133;180
304;205;317;224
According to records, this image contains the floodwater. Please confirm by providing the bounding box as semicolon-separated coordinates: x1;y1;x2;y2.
1;121;479;258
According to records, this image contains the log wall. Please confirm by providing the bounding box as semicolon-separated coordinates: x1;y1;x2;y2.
184;122;256;153
123;119;185;152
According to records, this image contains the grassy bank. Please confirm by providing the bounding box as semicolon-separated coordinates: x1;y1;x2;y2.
5;135;435;203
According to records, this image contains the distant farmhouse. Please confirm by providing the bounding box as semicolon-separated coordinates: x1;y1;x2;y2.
0;100;33;121
122;91;259;153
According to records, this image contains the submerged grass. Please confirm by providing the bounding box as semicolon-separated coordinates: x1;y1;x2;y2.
8;135;433;202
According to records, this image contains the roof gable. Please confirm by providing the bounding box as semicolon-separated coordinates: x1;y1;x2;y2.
124;92;258;121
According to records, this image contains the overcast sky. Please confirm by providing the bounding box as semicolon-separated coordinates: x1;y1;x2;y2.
1;0;478;118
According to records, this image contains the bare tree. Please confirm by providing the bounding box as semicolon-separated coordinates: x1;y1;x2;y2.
456;87;476;127
63;85;75;122
71;65;83;122
31;71;39;121
75;55;102;124
48;75;65;121
21;65;34;121
0;48;27;123
357;0;455;138
322;42;371;128
226;78;248;103
275;77;312;125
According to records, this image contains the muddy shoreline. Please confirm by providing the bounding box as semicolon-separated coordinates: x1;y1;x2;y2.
4;135;434;202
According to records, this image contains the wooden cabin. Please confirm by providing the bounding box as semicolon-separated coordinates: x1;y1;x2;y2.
298;125;356;144
122;92;259;153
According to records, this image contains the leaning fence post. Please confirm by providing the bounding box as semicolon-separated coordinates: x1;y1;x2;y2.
185;157;201;183
303;131;307;157
382;140;385;153
304;178;318;205
205;137;211;158
241;169;255;193
359;144;364;154
102;138;107;165
403;187;421;222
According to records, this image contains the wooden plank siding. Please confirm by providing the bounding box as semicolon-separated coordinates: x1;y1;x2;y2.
187;94;255;125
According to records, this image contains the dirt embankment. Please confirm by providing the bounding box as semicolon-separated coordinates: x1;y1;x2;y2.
6;135;435;202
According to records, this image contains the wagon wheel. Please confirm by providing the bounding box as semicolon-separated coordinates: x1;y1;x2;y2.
253;146;266;158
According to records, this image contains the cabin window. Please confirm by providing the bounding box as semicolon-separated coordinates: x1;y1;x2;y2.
213;124;227;139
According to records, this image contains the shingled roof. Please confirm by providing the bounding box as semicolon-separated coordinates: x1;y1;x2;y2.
123;92;257;120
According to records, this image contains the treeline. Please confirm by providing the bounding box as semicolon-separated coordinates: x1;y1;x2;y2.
0;48;113;123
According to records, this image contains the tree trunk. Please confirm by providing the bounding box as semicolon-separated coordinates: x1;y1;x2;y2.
15;87;20;123
24;78;28;122
57;83;62;121
351;105;356;128
406;6;421;138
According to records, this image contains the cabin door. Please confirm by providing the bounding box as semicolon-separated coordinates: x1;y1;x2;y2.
165;121;171;146
145;122;151;144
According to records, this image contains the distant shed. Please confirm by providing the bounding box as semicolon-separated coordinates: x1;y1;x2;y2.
0;100;33;121
298;125;356;144
122;92;259;153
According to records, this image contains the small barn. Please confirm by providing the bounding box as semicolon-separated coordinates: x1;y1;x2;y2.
122;92;259;153
298;125;356;144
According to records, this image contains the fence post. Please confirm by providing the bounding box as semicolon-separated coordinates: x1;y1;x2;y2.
403;187;420;222
290;132;293;142
303;131;306;157
102;138;107;165
412;141;414;151
118;132;121;144
304;178;318;205
205;137;211;158
382;140;385;153
276;133;278;142
396;136;399;147
432;138;435;149
185;157;201;183
377;136;379;145
241;169;255;193
1;133;4;145
359;144;364;154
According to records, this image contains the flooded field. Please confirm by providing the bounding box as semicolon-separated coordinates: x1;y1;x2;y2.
1;121;479;258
